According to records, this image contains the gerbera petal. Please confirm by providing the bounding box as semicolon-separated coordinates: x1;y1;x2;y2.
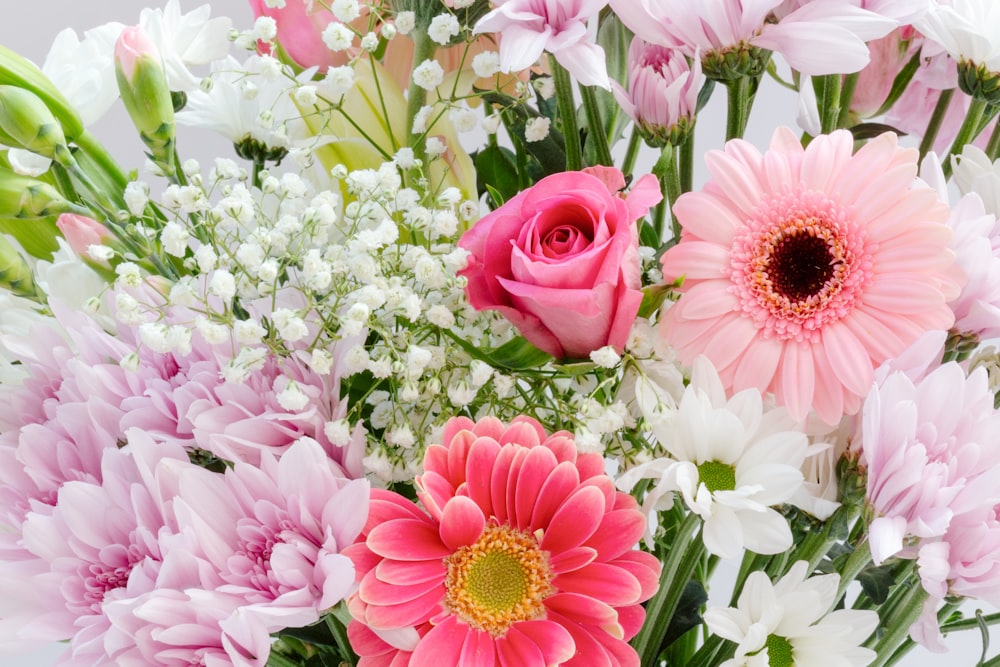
511;620;576;665
553;562;642;606
529;461;581;530
541;485;606;553
513;446;559;531
459;628;498;667
367;519;448;561
410;615;468;667
439;496;486;551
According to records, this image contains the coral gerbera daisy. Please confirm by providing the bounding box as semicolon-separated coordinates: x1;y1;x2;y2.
343;416;661;666
660;127;961;424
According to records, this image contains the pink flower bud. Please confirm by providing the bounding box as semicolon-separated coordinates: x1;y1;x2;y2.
612;37;703;146
114;25;161;84
56;213;115;257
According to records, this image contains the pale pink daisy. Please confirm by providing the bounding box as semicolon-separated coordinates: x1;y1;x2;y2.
608;0;895;77
473;0;611;88
168;436;368;665
343;416;661;667
660;127;961;424
857;359;1000;565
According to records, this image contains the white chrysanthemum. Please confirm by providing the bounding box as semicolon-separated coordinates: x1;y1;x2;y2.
953;144;1000;218
139;0;233;91
704;562;879;667
617;356;811;558
918;0;1000;74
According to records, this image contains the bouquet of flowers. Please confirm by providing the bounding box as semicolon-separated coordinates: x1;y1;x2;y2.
4;0;1000;665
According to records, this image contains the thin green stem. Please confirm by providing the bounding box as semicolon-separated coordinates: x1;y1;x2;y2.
943;96;991;178
405;28;436;164
834;539;872;606
550;55;582;170
661;144;682;243
867;577;930;667
686;635;732;667
631;511;705;667
838;72;860;128
725;76;754;140
817;74;843;134
986;120;1000;161
325;613;357;666
679;131;694;194
579;83;613;166
621;125;642;177
918;89;954;160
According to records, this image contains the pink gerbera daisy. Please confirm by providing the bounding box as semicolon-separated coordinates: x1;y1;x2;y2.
660;127;961;424
343;416;661;666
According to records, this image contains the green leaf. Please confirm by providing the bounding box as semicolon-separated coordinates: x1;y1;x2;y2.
0;216;58;259
474;145;519;207
638;283;672;319
487;335;554;369
696;79;717;113
663;579;708;648
850;122;907;141
857;563;897;605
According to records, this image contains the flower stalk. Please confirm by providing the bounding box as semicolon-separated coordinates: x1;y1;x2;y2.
551;55;582;170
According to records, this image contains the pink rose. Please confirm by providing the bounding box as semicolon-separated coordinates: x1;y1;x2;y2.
458;166;662;359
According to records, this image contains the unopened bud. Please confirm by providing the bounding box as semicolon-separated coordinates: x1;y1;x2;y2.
0;169;83;219
0;85;71;164
115;26;176;175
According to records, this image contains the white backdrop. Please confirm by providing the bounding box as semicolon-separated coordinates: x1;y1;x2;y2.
0;1;992;665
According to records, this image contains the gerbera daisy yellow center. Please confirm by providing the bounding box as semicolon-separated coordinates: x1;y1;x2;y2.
444;524;554;636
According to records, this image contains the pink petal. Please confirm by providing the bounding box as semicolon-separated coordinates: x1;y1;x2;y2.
375;558;447;586
540;485;606;553
367;519;449;561
509;619;575;665
553;563;642;606
410;615;468;667
363;584;445;629
513;446;559;531
439;496;486;551
529;462;581;530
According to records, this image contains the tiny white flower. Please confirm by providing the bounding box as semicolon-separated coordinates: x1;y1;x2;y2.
234;318;267;345
139;323;171;354
395;11;416;35
394;147;417;169
413;59;445;90
115;262;142;286
386;424;416;448
492;374;515;398
272;308;309;342
381;23;397;40
88;245;115;263
124;181;149;216
196;316;229;344
428;14;460;45
482;113;502;134
469;359;493;387
253;16;278;42
322;23;355;52
447;380;478;407
360;32;379;51
331;0;361;22
449;106;478;133
276;379;310;412
325;418;354;446
524;116;551;142
412;104;434;133
534;76;555;99
425;136;447;156
343;345;370;374
472;51;501;78
294;85;318;106
590;346;621;369
160;221;190;257
209;269;237;301
426;304;456;328
194;245;218;273
310;348;334;375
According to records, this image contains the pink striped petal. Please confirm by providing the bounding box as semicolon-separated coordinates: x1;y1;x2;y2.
364;584;445;629
375;558;446;586
529;461;580;530
553;563;642;606
410;615;468;667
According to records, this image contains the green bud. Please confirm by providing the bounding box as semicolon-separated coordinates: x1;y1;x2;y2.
0;44;84;140
958;60;1000;106
702;44;770;82
0;85;72;164
0;169;83;219
0;232;40;300
115;26;176;175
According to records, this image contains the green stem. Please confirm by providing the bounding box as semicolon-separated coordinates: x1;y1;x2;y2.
867;577;930;667
72;129;128;188
631;511;705;667
817;74;843;134
579;83;613;166
621;125;642;177
686;635;732;667
679;131;694;194
943;95;992;179
266;652;302;667
725;76;754;140
405;28;437;165
918;88;955;160
986;120;1000;161
729;550;771;607
838;72;860;128
882;601;962;667
833;538;872;606
550;55;582;170
325;613;357;666
662;144;682;243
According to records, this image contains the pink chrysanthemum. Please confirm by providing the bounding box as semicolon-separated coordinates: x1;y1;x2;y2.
660;127;961;424
343;416;661;667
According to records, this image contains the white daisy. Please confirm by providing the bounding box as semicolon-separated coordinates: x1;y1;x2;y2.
918;0;1000;74
618;356;813;559
704;561;879;667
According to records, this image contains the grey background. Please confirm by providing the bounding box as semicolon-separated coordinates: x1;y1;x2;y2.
0;1;991;665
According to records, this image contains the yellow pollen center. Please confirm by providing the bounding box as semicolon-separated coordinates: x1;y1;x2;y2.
444;524;553;636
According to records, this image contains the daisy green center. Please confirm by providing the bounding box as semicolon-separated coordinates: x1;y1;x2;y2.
444;524;553;637
697;460;736;493
763;633;794;667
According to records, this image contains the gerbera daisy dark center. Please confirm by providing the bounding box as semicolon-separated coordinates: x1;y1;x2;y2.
768;232;835;301
444;524;553;637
